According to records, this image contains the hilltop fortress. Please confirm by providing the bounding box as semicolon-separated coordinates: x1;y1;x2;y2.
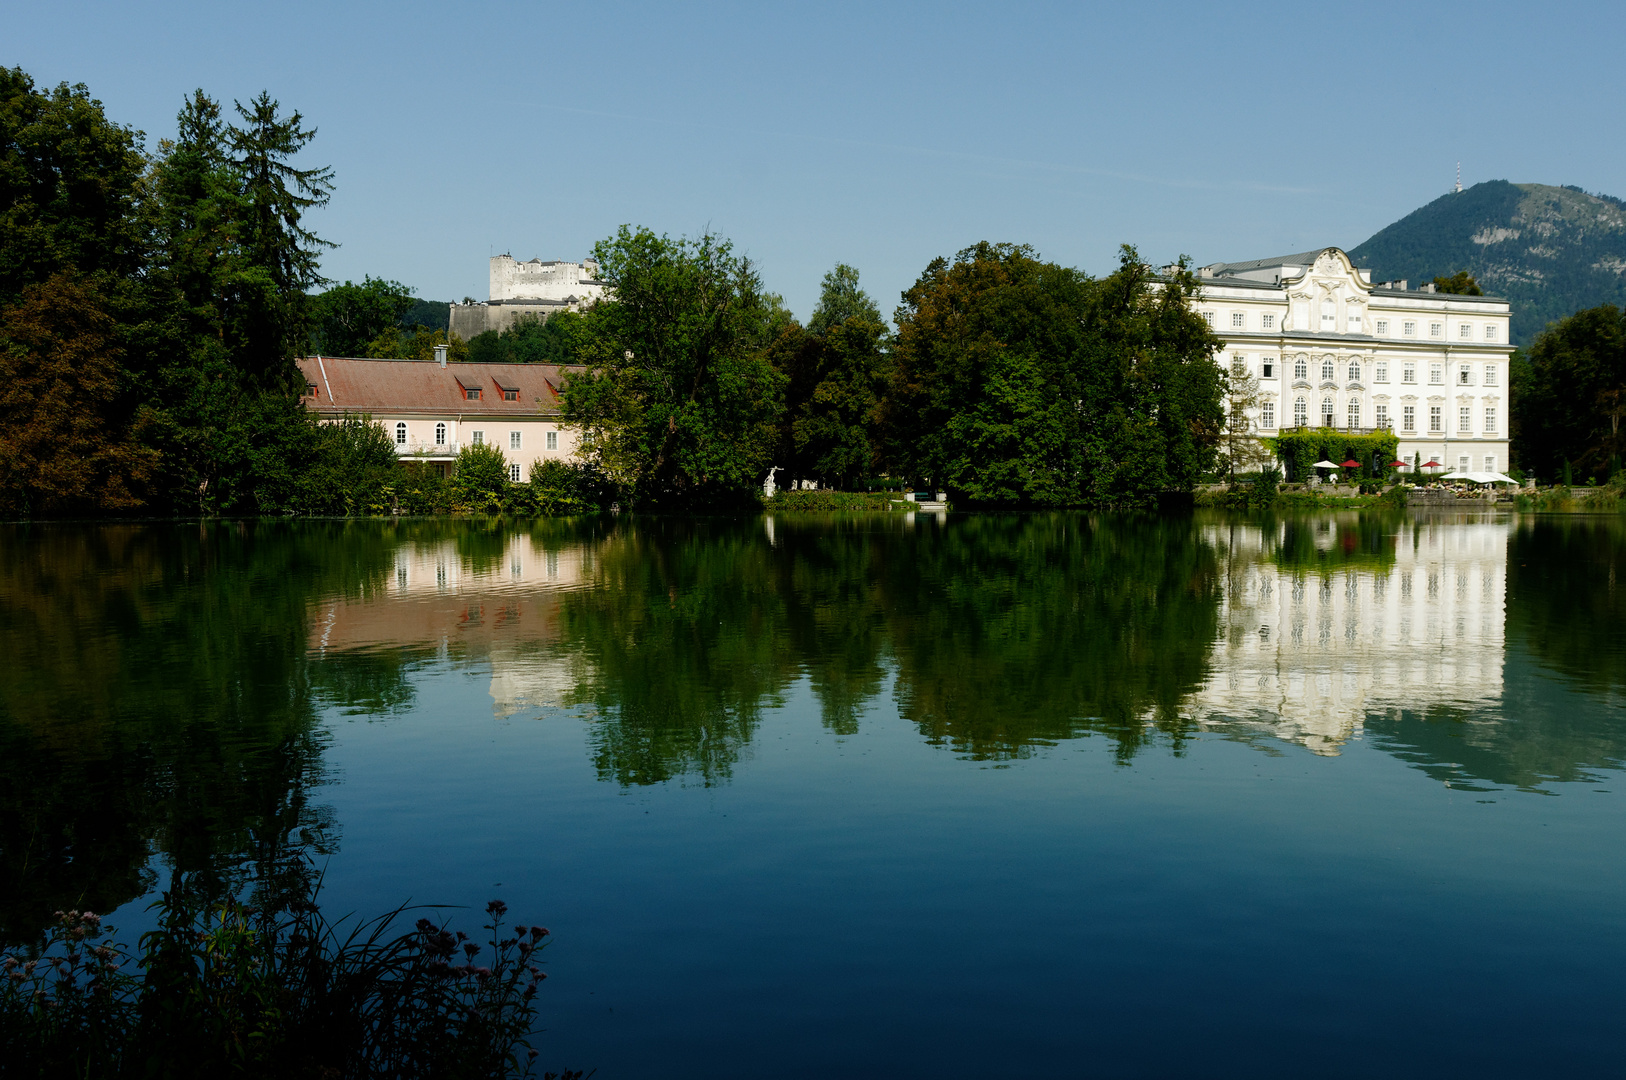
448;254;606;339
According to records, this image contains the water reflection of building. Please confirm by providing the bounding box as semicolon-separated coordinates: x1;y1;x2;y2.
308;535;591;717
1190;518;1511;755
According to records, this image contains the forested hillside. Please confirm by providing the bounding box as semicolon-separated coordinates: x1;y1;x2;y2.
1349;181;1626;344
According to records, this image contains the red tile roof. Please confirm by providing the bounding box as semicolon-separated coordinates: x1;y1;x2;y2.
297;357;580;417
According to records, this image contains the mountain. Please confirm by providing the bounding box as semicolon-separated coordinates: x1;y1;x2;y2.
1348;181;1626;345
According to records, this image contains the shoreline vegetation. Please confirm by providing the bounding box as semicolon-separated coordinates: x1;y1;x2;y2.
0;871;581;1080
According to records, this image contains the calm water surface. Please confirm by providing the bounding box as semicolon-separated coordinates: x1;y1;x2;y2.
3;512;1625;1077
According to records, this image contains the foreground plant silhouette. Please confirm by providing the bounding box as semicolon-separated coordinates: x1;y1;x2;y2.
0;875;585;1079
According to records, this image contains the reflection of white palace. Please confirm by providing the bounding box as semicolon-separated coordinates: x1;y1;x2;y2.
1189;518;1511;755
1192;248;1513;475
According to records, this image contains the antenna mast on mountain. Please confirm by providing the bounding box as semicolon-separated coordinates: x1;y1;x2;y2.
1454;162;1462;194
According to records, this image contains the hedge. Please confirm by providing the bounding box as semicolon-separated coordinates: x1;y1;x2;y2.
1265;429;1400;482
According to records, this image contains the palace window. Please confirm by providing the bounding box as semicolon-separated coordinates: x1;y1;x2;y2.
1403;362;1416;384
1294;357;1308;380
1485;407;1497;433
1348;401;1361;429
1231;312;1246;328
1485;324;1498;341
1261;401;1275;428
1429;406;1442;432
1348;361;1361;383
1261;313;1275;330
435;422;446;445
509;463;522;483
395;422;407;445
1375;319;1389;335
1403;405;1416;432
1484;364;1497;386
1376;404;1389;429
546;431;558;450
1294;397;1307;426
1430;322;1443;338
1376;362;1388;383
1322;398;1335;427
1459;323;1473;339
1403;321;1417;337
1322;359;1335;381
1429;363;1443;384
465;387;481;400
472;431;484;445
1459;406;1472;434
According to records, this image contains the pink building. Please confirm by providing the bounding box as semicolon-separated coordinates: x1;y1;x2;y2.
297;354;582;480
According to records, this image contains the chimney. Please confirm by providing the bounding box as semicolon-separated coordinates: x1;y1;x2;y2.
434;343;448;367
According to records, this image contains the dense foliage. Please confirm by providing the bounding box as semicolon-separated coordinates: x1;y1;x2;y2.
562;227;788;509
769;264;889;490
883;243;1225;507
468;311;583;366
1511;304;1626;482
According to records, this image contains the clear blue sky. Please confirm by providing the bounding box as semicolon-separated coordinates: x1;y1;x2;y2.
8;1;1623;321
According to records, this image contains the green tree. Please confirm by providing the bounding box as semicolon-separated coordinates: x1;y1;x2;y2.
563;226;786;508
1432;270;1484;296
772;264;888;489
884;242;1091;505
0;68;149;308
1074;249;1227;505
883;242;1222;507
1513;304;1626;481
454;440;512;510
310;277;414;356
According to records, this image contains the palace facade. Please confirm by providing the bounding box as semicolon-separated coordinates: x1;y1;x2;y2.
1194;247;1513;474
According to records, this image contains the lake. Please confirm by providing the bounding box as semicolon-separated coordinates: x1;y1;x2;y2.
3;511;1624;1077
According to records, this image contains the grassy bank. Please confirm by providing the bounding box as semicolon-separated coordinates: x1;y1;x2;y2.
764;490;914;511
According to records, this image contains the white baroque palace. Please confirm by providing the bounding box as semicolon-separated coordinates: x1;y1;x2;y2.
1195;248;1513;475
448;254;607;340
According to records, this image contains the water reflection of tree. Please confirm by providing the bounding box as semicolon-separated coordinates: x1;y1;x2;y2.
557;520;800;786
0;522;399;942
558;515;1224;777
879;515;1222;761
